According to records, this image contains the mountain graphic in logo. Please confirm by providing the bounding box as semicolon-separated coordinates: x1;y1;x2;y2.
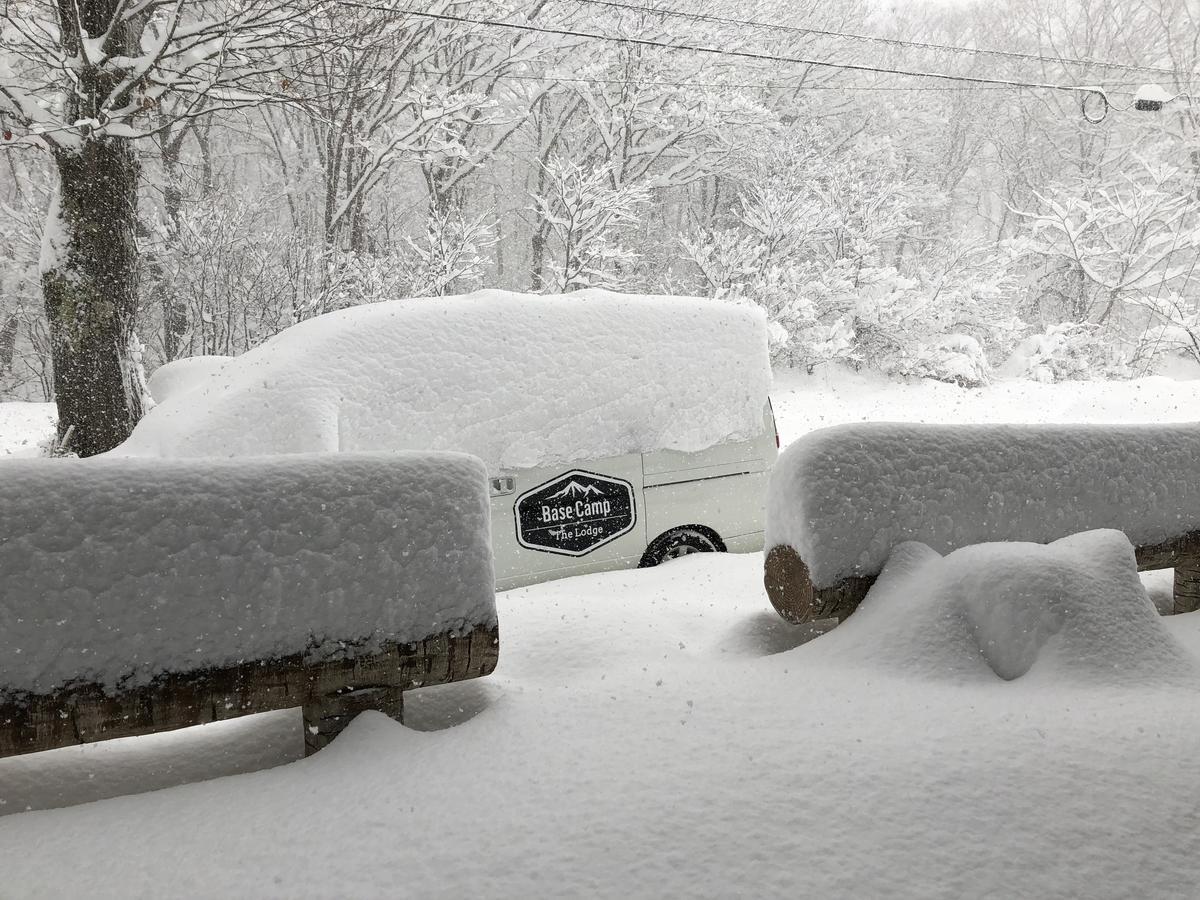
547;480;604;501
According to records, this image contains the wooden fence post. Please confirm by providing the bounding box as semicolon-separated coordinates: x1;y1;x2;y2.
1174;561;1200;615
303;685;404;756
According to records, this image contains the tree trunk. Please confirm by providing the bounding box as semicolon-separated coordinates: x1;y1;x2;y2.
42;141;145;456
530;222;549;290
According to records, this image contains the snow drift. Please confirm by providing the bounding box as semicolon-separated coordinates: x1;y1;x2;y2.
0;453;495;695
766;421;1200;588
115;290;772;471
146;355;231;404
807;529;1198;685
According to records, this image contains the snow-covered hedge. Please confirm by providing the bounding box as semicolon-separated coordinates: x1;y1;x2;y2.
765;422;1200;589
115;290;771;471
0;453;494;695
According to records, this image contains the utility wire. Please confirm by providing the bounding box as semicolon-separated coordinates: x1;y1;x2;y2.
349;4;1134;99
565;0;1195;80
475;70;1149;96
272;62;1156;97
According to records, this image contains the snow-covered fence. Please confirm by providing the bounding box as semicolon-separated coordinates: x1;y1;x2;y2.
0;453;498;758
763;423;1200;624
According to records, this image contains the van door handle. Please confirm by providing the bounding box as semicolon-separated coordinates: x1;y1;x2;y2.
490;476;516;496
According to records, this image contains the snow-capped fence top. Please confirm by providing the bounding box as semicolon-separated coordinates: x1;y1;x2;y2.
766;422;1200;590
117;290;772;471
763;422;1200;625
0;452;495;696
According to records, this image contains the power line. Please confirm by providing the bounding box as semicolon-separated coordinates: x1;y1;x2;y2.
477;70;1149;96
565;0;1194;81
352;4;1131;99
277;60;1158;97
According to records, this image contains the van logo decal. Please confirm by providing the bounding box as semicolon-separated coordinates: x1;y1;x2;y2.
515;470;637;557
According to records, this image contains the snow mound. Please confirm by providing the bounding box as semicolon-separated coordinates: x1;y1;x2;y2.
808;530;1198;686
766;421;1200;588
146;355;231;403
0;452;495;696
114;290;771;471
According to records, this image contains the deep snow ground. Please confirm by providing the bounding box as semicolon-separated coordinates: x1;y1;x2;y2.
3;555;1200;898
2;368;1200;897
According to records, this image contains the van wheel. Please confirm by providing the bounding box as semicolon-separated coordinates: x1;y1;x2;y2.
639;526;725;568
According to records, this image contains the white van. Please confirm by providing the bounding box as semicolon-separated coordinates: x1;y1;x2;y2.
489;402;779;590
126;290;777;590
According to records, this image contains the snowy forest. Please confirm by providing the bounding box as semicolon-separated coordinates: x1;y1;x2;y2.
3;0;1200;439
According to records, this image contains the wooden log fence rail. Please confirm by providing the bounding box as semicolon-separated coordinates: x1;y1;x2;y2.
0;623;499;760
0;453;499;762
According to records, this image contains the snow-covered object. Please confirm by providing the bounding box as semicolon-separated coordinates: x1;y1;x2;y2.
114;290;771;471
6;552;1200;897
812;530;1197;685
0;453;494;696
766;421;1200;588
146;355;232;404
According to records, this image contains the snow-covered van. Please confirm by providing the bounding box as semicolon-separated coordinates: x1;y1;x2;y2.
125;290;777;590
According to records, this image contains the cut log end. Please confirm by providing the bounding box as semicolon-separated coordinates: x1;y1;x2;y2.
763;545;873;626
764;544;818;624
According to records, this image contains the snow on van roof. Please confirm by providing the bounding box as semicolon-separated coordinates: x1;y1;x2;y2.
117;290;771;470
146;355;231;404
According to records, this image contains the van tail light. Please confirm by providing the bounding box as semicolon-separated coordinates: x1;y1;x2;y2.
767;397;780;448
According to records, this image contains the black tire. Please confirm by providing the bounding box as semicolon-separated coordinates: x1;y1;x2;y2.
638;526;726;568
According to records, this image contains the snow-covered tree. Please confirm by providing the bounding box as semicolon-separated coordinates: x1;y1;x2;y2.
1012;157;1200;365
530;158;650;291
1;0;319;453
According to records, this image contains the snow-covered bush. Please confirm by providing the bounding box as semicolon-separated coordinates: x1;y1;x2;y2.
1127;293;1200;370
897;334;991;387
999;323;1131;382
